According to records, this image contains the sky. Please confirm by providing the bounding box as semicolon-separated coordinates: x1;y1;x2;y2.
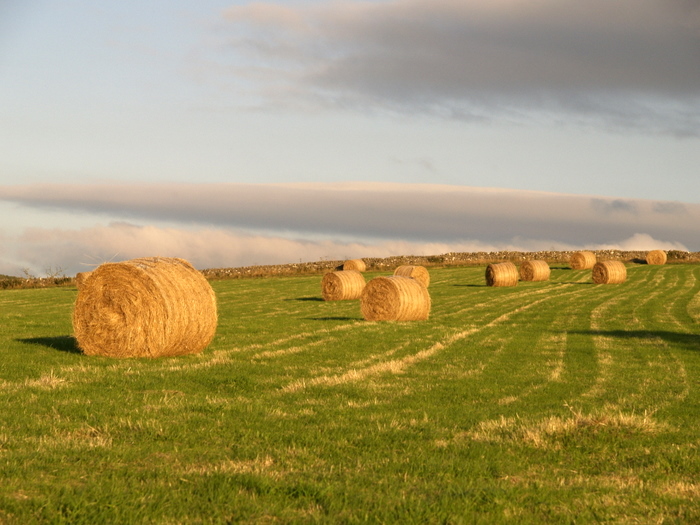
0;0;698;276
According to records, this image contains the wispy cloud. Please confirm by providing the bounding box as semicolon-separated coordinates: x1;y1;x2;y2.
220;0;700;135
590;198;639;215
0;182;695;275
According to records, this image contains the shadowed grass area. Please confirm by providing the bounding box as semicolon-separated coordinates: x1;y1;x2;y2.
572;330;700;353
17;335;81;354
0;263;699;523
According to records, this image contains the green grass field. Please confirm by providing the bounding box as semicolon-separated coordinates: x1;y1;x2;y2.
1;263;699;523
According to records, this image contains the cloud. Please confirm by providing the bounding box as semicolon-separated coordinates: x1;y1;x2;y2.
590;198;639;215
0;182;697;276
0;221;527;276
593;233;687;252
220;0;700;134
1;182;698;245
0;222;688;278
653;201;689;215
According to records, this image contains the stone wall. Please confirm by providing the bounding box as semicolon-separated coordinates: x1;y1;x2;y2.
201;250;700;280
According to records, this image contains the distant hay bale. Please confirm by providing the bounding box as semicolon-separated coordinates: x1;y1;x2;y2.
485;262;518;287
75;271;92;290
360;276;431;321
393;265;430;288
570;251;596;270
519;260;551;282
646;250;667;265
321;270;366;301
592;261;627;284
342;259;366;272
72;257;218;358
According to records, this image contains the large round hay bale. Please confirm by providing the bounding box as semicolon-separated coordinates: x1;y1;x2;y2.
570;251;596;270
393;265;430;288
360;276;431;321
342;259;366;272
321;270;365;301
519;260;550;282
72;257;218;358
592;260;627;284
646;250;667;265
485;262;518;287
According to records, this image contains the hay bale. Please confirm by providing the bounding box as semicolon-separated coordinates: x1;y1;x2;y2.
592;260;627;284
321;270;365;301
342;259;366;272
646;250;667;265
72;257;217;358
360;276;431;321
519;260;551;282
485;262;518;287
393;265;430;288
75;271;92;290
570;251;596;270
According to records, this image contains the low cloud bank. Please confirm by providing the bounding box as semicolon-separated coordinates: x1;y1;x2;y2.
0;223;688;277
0;182;695;275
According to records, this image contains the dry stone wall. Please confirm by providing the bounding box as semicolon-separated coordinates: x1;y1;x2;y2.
201;250;700;280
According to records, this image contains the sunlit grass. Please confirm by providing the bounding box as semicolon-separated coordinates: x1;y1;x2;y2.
0;263;699;523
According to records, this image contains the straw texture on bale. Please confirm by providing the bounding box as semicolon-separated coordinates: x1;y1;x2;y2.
321;270;366;301
393;265;430;288
485;262;519;287
646;250;667;265
342;259;366;272
592;261;627;284
75;271;92;290
570;251;596;270
73;257;217;358
360;276;431;321
519;260;551;282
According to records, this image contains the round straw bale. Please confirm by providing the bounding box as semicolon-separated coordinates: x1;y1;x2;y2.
485;262;518;287
321;270;365;301
519;260;551;282
570;251;596;270
646;250;667;265
393;265;430;288
342;259;366;272
360;276;431;321
72;257;217;358
75;271;92;290
592;260;627;284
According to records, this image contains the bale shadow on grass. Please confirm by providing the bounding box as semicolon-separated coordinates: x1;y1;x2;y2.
307;317;362;321
568;330;700;353
289;297;324;302
18;335;82;354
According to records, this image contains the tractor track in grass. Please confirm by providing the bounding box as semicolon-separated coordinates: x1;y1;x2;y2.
278;278;620;394
6;265;696;412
